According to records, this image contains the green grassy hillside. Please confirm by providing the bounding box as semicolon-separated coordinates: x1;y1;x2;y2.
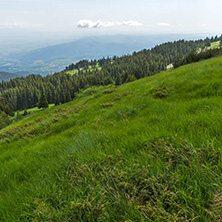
15;104;54;117
1;56;222;221
207;41;220;49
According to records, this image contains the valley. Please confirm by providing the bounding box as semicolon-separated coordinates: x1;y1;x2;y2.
1;0;222;220
0;34;207;76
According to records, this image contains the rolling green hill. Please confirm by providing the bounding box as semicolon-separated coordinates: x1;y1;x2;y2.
1;56;222;221
0;38;210;112
208;40;220;49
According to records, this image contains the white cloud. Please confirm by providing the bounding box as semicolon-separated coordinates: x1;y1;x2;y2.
0;22;42;28
122;21;143;27
77;20;143;28
157;23;170;26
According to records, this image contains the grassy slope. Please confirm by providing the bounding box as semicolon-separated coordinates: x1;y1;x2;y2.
1;57;222;221
10;104;54;122
16;104;54;116
207;41;220;49
67;63;102;75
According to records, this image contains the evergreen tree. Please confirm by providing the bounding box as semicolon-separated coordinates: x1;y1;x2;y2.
16;110;21;120
65;91;72;103
54;92;60;106
38;90;49;109
125;74;136;83
0;36;218;112
23;108;28;116
174;53;184;68
0;111;11;129
115;73;122;86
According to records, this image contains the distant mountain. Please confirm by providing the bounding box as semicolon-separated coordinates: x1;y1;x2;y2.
0;34;206;75
0;71;20;82
17;35;164;61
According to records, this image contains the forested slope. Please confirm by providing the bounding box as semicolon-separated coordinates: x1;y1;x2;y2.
1;56;222;221
0;37;213;113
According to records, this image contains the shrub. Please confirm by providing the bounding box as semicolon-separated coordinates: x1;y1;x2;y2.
101;102;114;108
155;86;170;98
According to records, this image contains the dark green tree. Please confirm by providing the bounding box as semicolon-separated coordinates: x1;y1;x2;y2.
23;108;28;116
174;52;184;68
115;73;122;86
54;91;60;106
38;90;49;109
0;36;217;112
125;74;136;83
16;110;21;120
0;111;11;129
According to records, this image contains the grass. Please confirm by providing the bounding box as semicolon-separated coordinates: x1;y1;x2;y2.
1;56;222;221
10;104;54;121
18;104;54;115
207;41;220;49
67;63;102;75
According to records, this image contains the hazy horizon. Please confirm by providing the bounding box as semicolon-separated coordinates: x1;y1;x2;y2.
0;0;221;55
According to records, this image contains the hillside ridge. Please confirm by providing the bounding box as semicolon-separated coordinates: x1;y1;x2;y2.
0;71;20;82
0;37;215;116
1;56;222;221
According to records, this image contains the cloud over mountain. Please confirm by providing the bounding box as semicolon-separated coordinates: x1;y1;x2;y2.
157;23;170;26
77;20;143;28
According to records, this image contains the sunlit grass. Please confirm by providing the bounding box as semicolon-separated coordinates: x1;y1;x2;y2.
207;40;220;49
67;63;102;75
10;104;54;121
1;56;222;221
19;103;54;114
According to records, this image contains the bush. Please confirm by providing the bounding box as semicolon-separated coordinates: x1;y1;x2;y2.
0;111;11;130
155;86;170;98
23;109;28;116
101;102;114;108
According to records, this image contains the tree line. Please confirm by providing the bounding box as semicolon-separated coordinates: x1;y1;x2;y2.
0;36;220;119
174;47;222;68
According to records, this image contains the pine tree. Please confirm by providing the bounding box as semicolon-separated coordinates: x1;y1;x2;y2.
125;74;136;83
16;110;21;120
54;91;60;106
115;73;122;86
23;108;28;116
38;89;49;109
65;91;72;103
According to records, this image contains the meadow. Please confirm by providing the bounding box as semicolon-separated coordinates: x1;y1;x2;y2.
207;41;220;49
67;63;102;75
1;56;222;221
15;104;54;116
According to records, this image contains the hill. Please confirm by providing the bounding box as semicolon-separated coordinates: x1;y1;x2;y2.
0;71;20;82
1;56;222;221
0;34;206;75
0;38;210;112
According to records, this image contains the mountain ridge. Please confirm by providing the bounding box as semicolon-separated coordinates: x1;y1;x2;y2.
0;71;20;82
0;34;207;75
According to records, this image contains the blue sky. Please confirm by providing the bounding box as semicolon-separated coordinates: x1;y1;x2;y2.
0;0;221;51
0;0;221;35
